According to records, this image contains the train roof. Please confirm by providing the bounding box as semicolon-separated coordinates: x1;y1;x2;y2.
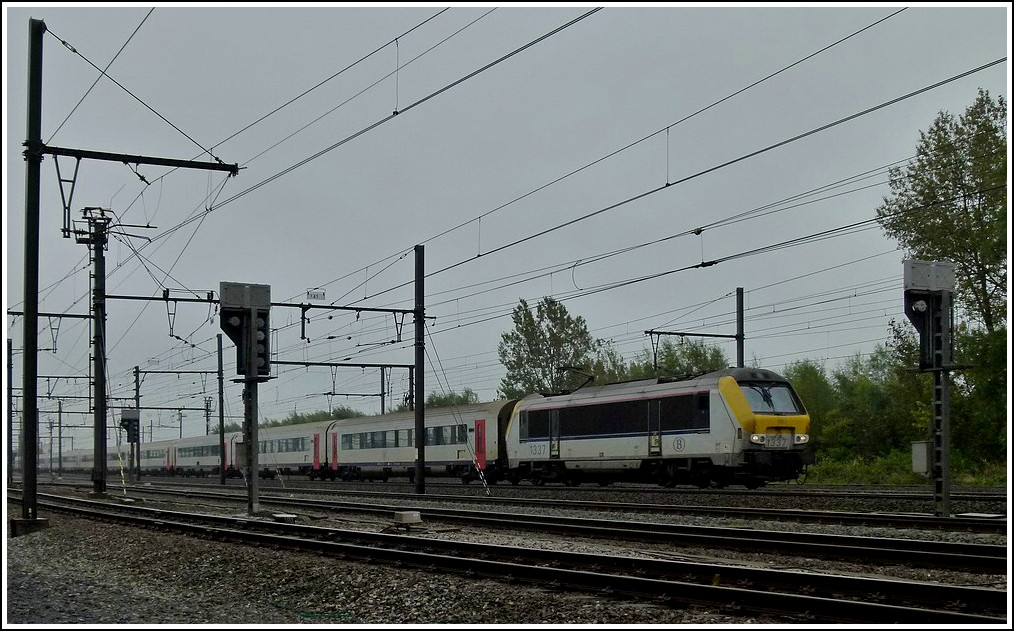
522;367;791;406
332;399;510;427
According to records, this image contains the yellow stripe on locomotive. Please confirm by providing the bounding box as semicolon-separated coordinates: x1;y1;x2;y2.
718;374;810;448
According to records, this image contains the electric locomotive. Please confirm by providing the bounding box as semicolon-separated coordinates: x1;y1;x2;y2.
504;367;812;488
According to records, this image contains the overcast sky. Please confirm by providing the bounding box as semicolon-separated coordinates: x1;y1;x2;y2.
4;3;1010;448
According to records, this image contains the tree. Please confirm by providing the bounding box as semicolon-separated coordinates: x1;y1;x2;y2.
782;359;836;454
258;405;365;429
627;337;729;380
588;344;628;386
497;297;602;398
426;388;480;407
875;89;1006;334
875;89;1007;464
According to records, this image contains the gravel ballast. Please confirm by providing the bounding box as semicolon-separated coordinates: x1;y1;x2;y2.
6;505;789;625
5;483;1006;626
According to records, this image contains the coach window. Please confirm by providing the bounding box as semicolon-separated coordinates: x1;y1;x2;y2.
397;428;411;447
456;424;468;444
342;434;352;450
372;431;385;448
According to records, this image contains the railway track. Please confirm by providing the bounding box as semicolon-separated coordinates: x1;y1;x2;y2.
12;491;1006;624
38;473;1008;501
33;478;1006;532
15;484;1007;573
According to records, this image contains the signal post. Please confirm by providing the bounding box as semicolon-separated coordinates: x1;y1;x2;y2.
219;282;271;516
903;260;956;518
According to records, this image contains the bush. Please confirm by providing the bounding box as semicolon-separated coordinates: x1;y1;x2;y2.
805;449;926;485
806;448;1007;486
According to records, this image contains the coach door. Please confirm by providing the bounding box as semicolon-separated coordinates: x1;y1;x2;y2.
549;409;561;459
648;399;662;457
474;419;487;470
330;432;339;472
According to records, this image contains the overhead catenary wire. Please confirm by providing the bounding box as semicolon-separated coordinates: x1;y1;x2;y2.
45;24;226;165
19;12;1001;430
357;56;1008;305
78;8;595;316
46;8;155;144
15;9;945;318
206;8;603;212
286;8;911;302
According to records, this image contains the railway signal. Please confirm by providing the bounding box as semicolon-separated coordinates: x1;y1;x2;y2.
902;260;955;518
120;409;140;443
219;282;271;377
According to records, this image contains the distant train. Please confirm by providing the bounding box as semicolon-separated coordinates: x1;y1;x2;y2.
40;367;813;489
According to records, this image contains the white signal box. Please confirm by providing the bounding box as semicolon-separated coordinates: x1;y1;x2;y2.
220;282;271;309
903;260;955;292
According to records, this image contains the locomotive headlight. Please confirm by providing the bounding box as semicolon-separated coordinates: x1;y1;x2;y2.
750;434;765;444
794;434;809;444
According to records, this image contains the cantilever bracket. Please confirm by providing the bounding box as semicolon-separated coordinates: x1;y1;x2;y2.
54;155;82;238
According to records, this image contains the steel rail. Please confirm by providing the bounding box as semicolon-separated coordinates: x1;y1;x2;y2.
30;485;1005;572
19;492;1007;624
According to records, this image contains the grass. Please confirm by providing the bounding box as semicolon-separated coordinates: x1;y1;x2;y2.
804;448;1007;487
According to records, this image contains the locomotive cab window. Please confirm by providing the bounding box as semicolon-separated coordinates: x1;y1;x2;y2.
740;381;804;414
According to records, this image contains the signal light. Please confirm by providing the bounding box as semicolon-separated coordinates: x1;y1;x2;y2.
219;307;270;376
219;282;271;378
253;311;270;376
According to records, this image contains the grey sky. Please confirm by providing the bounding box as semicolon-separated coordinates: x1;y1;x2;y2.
3;3;1010;447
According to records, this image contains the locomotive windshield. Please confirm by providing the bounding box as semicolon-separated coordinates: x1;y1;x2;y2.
739;381;804;415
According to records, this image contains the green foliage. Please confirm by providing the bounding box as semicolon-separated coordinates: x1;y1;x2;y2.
426;388;480;407
588;344;629;386
497;297;604;398
781;359;836;452
260;405;365;429
806;448;1007;486
848;89;1010;477
805;449;930;485
214;404;367;433
951;324;1008;457
875;89;1007;334
388;388;484;412
627;338;729;380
